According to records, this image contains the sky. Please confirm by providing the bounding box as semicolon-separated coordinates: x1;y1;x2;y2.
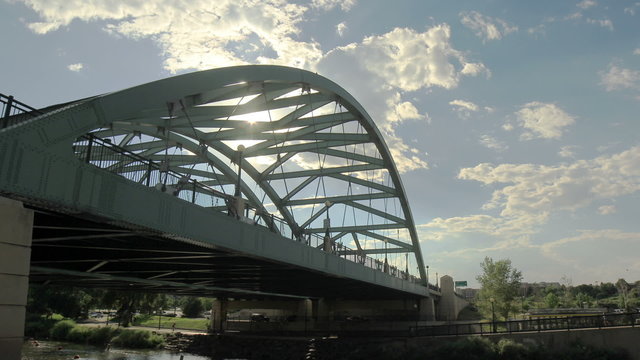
1;0;640;288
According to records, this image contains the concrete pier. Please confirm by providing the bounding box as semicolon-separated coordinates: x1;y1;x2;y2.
0;197;34;360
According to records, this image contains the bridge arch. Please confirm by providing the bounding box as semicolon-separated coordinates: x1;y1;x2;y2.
7;65;427;283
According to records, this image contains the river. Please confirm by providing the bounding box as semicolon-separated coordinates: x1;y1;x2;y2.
21;340;214;360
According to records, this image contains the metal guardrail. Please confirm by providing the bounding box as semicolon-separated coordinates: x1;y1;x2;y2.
411;312;640;337
1;93;43;127
1;93;429;286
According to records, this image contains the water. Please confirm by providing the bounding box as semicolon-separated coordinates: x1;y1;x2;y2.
21;340;212;360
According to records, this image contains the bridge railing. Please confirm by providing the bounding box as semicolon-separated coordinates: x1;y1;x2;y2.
411;311;640;337
73;131;424;285
0;93;43;127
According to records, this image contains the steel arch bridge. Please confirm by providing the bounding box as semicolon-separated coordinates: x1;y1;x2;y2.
0;65;428;298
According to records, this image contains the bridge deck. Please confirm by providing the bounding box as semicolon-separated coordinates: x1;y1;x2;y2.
28;205;427;300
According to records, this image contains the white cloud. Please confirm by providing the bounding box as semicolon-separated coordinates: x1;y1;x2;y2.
459;11;517;42
634;49;640;55
449;99;478;112
421;146;640;264
515;102;575;140
67;63;83;72
558;145;578;158
600;63;640;91
479;135;508;152
624;3;640;15
449;99;483;119
458;146;640;217
312;0;357;11
577;0;597;10
318;24;487;172
20;0;322;72
336;22;347;37
586;18;613;31
21;1;485;174
598;205;616;215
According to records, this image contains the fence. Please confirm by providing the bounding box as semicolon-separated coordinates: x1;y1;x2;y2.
412;311;640;337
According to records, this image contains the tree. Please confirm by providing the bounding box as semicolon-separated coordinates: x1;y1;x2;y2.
182;297;204;318
616;279;630;310
476;257;523;321
544;292;559;308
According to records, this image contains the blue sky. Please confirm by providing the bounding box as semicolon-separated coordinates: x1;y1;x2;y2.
2;0;639;287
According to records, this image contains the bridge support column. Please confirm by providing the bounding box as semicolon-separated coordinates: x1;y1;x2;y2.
419;297;436;322
0;197;34;360
210;298;228;332
297;299;312;332
436;275;469;321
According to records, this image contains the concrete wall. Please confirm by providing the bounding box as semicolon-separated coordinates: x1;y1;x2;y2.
0;197;34;360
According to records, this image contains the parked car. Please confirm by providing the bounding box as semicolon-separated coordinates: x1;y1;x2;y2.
250;313;269;322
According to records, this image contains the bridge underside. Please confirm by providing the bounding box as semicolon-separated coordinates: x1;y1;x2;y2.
28;206;420;301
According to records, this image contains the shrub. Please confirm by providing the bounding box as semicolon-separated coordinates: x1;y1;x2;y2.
111;329;164;349
496;339;537;360
66;326;91;343
87;326;118;346
24;315;59;338
433;337;497;360
182;297;204;318
50;319;76;340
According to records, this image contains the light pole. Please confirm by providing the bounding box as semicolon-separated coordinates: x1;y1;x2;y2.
383;239;389;273
426;265;430;287
490;298;497;332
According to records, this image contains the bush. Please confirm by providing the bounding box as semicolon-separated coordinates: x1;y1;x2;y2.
433;337;497;360
50;319;76;340
496;339;537;360
556;341;630;360
24;314;59;338
66;326;91;343
87;326;118;346
111;329;164;349
182;297;204;318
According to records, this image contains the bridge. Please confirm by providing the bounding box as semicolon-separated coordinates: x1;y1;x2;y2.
0;65;465;358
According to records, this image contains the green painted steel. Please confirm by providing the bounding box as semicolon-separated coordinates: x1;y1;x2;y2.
0;65;428;297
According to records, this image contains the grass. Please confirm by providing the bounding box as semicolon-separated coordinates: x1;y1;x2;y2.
133;314;208;330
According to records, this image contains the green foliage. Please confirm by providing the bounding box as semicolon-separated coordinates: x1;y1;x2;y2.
544;292;559;308
24;314;59;338
476;257;523;320
182;297;204;318
87;326;118;346
66;326;91;343
427;338;628;360
111;329;164;349
574;292;594;308
28;285;96;319
49;319;76;340
555;341;630;360
496;339;540;360
433;337;497;360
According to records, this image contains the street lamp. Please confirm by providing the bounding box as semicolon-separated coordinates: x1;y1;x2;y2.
489;297;496;333
426;265;430;287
